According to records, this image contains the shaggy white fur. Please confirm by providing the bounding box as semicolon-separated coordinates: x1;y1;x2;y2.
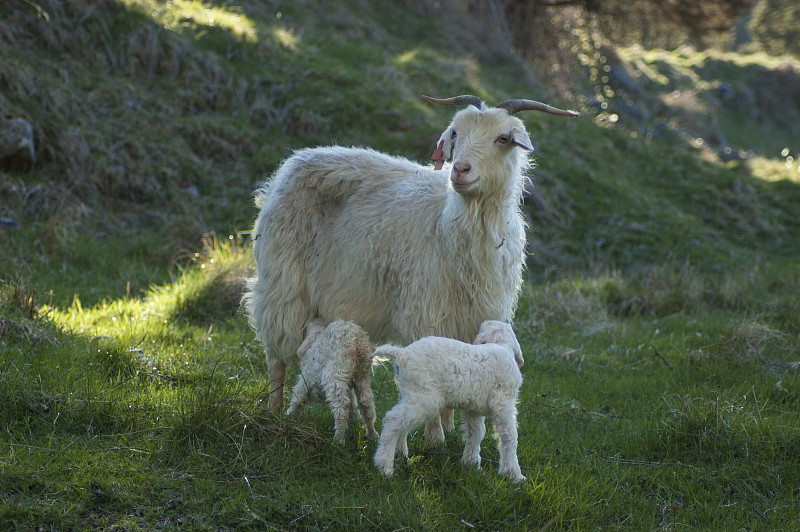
286;319;378;443
243;101;533;423
373;320;525;482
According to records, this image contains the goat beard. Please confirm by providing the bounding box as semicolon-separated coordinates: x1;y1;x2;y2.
449;195;485;233
450;190;501;233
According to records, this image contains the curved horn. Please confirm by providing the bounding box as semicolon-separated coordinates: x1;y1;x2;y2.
497;99;579;117
422;94;483;109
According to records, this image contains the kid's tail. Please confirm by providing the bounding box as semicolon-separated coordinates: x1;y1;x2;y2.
372;344;407;367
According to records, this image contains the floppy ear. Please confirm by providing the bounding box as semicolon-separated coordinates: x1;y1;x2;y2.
431;125;455;170
474;322;504;345
511;126;533;151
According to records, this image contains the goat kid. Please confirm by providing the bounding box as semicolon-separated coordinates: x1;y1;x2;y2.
286;319;378;443
373;320;526;482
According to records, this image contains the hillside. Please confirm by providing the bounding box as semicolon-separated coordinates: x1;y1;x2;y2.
1;0;799;529
1;0;799;301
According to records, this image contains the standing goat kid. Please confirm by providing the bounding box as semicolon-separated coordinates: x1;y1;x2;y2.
373;320;525;482
243;95;576;441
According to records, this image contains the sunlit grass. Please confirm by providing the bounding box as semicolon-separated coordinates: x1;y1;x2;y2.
48;233;249;338
5;239;800;530
122;0;258;42
748;154;800;182
624;46;800;74
121;0;308;52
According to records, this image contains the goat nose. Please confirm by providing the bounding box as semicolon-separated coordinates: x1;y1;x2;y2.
453;161;471;177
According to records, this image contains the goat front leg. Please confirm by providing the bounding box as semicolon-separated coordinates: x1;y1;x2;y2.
285;375;310;415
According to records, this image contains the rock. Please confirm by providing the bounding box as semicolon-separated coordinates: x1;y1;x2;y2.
0;217;20;229
0;116;35;171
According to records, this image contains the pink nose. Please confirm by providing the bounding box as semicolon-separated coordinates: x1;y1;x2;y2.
453;161;471;180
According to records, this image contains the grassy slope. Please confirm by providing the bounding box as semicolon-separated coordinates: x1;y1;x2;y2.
1;0;799;529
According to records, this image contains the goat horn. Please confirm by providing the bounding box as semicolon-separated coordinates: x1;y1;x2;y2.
497;99;579;117
422;94;483;109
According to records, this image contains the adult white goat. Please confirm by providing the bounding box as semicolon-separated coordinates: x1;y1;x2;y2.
244;95;576;430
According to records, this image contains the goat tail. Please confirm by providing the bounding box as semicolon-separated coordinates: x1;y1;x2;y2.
372;344;407;367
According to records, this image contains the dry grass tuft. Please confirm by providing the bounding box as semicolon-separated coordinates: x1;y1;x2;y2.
1;272;38;320
603;262;707;317
524;276;611;334
0;274;59;346
713;319;787;364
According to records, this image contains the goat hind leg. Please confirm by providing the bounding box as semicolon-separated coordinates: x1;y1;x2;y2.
327;379;353;444
423;416;446;446
493;406;525;482
375;403;429;475
441;408;455;432
355;377;378;440
461;411;486;468
268;358;287;413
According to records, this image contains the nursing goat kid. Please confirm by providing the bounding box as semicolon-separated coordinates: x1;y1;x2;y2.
286;319;378;444
244;95;576;437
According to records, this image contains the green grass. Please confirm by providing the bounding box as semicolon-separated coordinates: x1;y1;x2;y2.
4;261;798;529
2;0;800;529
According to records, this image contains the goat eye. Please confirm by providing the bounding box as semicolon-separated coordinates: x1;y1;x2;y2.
497;135;509;144
451;130;457;138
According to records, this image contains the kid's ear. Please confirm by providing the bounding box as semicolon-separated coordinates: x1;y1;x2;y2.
511;127;533;151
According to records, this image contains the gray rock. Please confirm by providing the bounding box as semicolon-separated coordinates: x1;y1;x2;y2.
0;116;35;171
0;217;20;229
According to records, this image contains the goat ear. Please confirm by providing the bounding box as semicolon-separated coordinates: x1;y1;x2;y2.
511;127;533;151
432;126;455;170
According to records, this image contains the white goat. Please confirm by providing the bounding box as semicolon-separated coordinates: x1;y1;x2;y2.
372;320;525;482
286;319;378;443
243;95;576;437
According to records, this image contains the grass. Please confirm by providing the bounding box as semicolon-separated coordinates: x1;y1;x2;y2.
2;0;800;529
